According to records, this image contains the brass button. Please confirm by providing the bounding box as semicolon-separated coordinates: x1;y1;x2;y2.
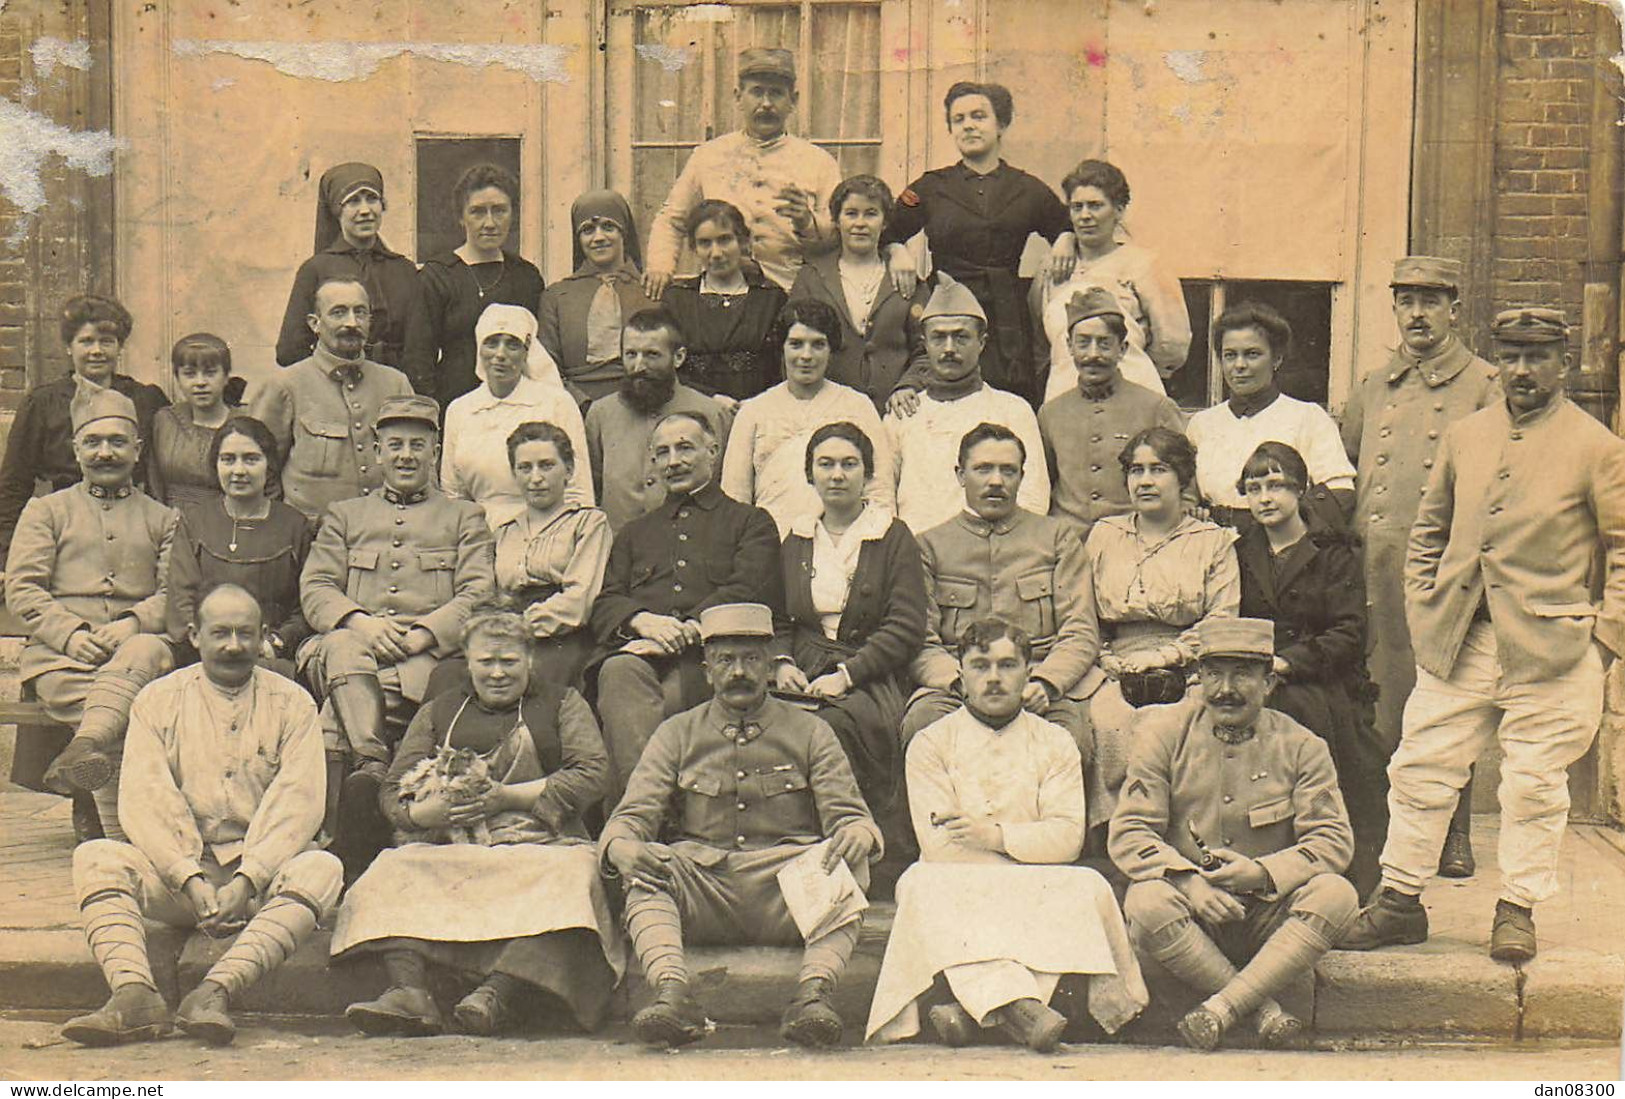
736;802;747;811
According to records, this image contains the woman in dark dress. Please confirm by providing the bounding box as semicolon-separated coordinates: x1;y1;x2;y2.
772;421;926;884
660;199;788;407
276;162;422;369
537;190;657;404
166;417;315;672
0;294;167;562
1235;441;1385;899
149;333;246;510
333;607;622;1036
402;163;547;409
882;82;1072;405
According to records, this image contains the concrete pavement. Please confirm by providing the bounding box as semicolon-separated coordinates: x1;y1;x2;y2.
1;790;1621;1046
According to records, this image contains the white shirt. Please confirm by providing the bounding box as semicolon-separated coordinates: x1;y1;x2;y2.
1186;393;1356;508
441;375;593;529
804;503;894;640
885;385;1050;535
720;380;894;537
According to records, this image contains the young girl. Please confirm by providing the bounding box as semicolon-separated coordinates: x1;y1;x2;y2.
1236;441;1384;899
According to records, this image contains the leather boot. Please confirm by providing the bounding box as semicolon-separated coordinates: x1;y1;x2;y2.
61;985;172;1047
632;978;710;1048
345;986;444;1037
175;980;235;1046
926;1002;977;1047
1339;888;1428;950
1176;1005;1226;1052
330;675;388;764
995;997;1067;1053
452;984;509;1036
1438;829;1476;879
779;976;842;1049
1254;1000;1305;1049
335;762;390;883
1489;899;1537;964
71;792;105;843
44;736;113;795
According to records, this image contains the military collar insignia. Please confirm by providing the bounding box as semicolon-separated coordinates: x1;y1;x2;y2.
383;487;429;506
84;483;132;500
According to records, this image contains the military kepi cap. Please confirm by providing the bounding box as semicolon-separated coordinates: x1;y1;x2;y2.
69;382;139;434
698;603;775;642
920;272;988;325
1065;287;1125;333
1490;307;1569;345
1195;617;1275;662
738;47;796;85
1390;255;1463;293
374;394;441;432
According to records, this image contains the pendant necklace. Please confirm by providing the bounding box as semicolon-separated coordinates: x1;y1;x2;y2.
226;501;270;553
471;258;506;301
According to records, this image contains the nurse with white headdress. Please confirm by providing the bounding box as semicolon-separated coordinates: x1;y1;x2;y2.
441;303;593;528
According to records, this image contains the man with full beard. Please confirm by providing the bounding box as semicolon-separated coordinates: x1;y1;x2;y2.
585;308;734;531
1039;288;1184;539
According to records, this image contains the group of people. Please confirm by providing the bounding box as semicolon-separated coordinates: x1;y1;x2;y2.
4;45;1622;1059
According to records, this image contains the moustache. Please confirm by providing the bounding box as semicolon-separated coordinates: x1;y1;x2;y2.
1079;358;1113;369
1209;694;1245;707
725;677;755;690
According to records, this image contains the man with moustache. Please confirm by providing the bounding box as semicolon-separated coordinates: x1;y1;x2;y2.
602;603;881;1049
1110;617;1357;1052
885;274;1049;536
644;49;841;296
250;277;414;521
585;308;734;531
1339;257;1500;880
62;585;339;1048
5;385;177;842
900;423;1099;758
299;395;494;879
588;411;781;800
1039;288;1184;538
867;618;1147;1053
1342;308;1625;963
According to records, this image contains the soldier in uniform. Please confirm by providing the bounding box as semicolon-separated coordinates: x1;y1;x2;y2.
601;602;882;1050
299;394;495;877
1339;256;1499;879
1039;288;1184;539
1110;617;1358;1052
250;277;414;521
1342;307;1625;964
5;385;177;841
901;423;1100;767
588;410;781;802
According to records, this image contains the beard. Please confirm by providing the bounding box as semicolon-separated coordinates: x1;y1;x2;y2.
621;370;677;416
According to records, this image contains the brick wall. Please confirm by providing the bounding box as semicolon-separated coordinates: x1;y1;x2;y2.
0;15;27;404
1492;0;1602;345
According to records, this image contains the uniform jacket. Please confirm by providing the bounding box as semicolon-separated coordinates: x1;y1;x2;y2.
786;252;930;409
598;696;882;862
913;507;1101;698
1340;335;1499;539
589;481;782;646
5;483;176;683
0;373;168;559
1040;379;1184;534
1108;698;1354;898
300;486;495;655
1406;395;1625;681
248;346;415;520
775;513;927;687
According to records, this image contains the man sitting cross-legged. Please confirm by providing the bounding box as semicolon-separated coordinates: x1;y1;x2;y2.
600;602;881;1050
63;584;341;1047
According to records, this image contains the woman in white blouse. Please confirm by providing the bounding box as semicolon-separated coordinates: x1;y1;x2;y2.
491;420;611;694
441;303;592;529
721;298;893;536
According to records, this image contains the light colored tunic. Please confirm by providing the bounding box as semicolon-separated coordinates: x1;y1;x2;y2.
492;502;611;636
1034;241;1189;403
119;665;325;893
720;380;894;536
441;375;593;530
885;385;1050;536
866;706;1147;1041
1186;394;1356;508
645;130;842;291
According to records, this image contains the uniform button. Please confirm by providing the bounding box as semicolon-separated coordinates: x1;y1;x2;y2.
678;509;690;519
1480;543;1491;553
354;423;362;430
1511;432;1523;442
1427;430;1439;440
1433;402;1444;411
1379;428;1391;438
737;770;747;779
395;517;405;525
1489;505;1502;515
1222;795;1233;803
388;585;399;593
736;736;747;745
736;835;747;846
678;533;689;541
1370;513;1383;523
676;559;687;568
1090;491;1102;500
645;478;657;487
1091;464;1102;472
1223;837;1234;846
362;487;372;494
355;444;363;451
1497;470;1510;480
101;503;111;511
224;768;234;778
1374;486;1385;494
385;607;397;615
106;532;114;540
391;560;402;569
737;802;747;811
1091;435;1102;443
1375;455;1388;465
673;582;684;593
1423;459;1434;469
392;538;402;547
